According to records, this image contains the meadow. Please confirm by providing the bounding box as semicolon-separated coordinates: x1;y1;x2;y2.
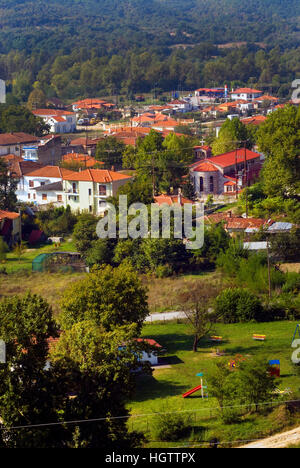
129;320;300;447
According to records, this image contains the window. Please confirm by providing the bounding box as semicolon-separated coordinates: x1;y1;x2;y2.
28;193;31;200
40;182;45;186
29;180;34;188
210;176;214;193
42;194;47;201
57;195;62;202
33;193;36;200
99;185;107;196
88;189;92;196
89;205;93;213
72;183;77;194
199;177;204;192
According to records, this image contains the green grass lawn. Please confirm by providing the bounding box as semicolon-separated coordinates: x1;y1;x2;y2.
129;321;300;447
2;241;77;274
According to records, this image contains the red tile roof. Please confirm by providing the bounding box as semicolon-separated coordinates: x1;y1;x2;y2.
32;109;74;117
254;95;278;102
241;115;267;126
135;338;162;348
207;149;261;168
231;88;263;94
24;166;76;179
0;210;20;221
63;153;104;168
191;161;219;172
225;217;272;230
154;194;194;206
0;133;40;146
64;168;132;183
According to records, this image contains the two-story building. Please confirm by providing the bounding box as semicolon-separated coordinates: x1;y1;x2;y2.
62;169;132;215
230;88;263;102
16;165;74;205
32;109;77;134
0;133;40;157
190;149;263;199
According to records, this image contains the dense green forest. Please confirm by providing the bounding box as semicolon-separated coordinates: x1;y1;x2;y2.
0;0;299;101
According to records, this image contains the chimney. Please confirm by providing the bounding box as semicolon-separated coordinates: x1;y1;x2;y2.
227;211;232;218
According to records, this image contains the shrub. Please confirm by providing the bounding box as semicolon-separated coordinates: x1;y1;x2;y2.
282;273;300;294
215;288;263;323
152;411;193;442
155;264;173;278
0;237;8;262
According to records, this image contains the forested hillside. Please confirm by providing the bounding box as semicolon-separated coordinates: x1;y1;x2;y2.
0;0;299;101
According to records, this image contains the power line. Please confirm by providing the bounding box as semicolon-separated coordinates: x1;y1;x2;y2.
0;398;299;432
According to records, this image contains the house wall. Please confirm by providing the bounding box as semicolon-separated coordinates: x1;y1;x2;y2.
63;180;113;215
38;137;62;165
17;176;61;204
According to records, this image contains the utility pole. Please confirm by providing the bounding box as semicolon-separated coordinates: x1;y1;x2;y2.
267;241;272;299
152;155;155;198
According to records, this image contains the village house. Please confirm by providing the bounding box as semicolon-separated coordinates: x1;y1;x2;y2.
230;88;263;102
62;168;132;215
154;192;194;207
0;133;40;157
32;109;77;134
22;135;62;165
167;99;192;113
72;98;115;112
62;153;104;169
190;149;263;200
65;137;104;156
0;210;22;246
16;165;75;205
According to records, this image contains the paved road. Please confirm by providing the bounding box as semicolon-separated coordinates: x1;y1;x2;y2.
145;311;186;322
240;426;300;448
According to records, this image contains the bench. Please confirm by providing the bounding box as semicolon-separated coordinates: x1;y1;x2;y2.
253;334;266;341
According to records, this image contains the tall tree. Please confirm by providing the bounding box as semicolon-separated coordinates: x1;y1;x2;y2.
257;106;300;197
0;159;18;211
212;118;252;155
95;137;125;169
179;283;220;352
50;320;146;449
0;293;65;448
59;263;149;331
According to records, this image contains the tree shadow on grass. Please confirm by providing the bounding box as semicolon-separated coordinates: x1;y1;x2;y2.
222;345;266;355
158;355;184;365
133;374;187;403
144;333;195;353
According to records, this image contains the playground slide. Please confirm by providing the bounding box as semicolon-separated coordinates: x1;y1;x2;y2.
182;385;202;398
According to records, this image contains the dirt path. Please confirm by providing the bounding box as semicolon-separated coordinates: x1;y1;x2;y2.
240;426;300;448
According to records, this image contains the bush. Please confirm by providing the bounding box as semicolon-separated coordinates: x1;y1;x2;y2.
0;237;8;262
155;264;173;278
152;411;193;442
215;288;264;323
282;273;300;294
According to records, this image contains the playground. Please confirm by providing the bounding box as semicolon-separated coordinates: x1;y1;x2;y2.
129;320;300;446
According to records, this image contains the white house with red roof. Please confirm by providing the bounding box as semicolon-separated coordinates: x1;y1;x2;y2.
190;149;262;199
16;165;75;205
62;169;132;215
230;88;263;102
32;109;76;133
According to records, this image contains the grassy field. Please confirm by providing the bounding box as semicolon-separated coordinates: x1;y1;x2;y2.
2;241;77;274
128;320;300;447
